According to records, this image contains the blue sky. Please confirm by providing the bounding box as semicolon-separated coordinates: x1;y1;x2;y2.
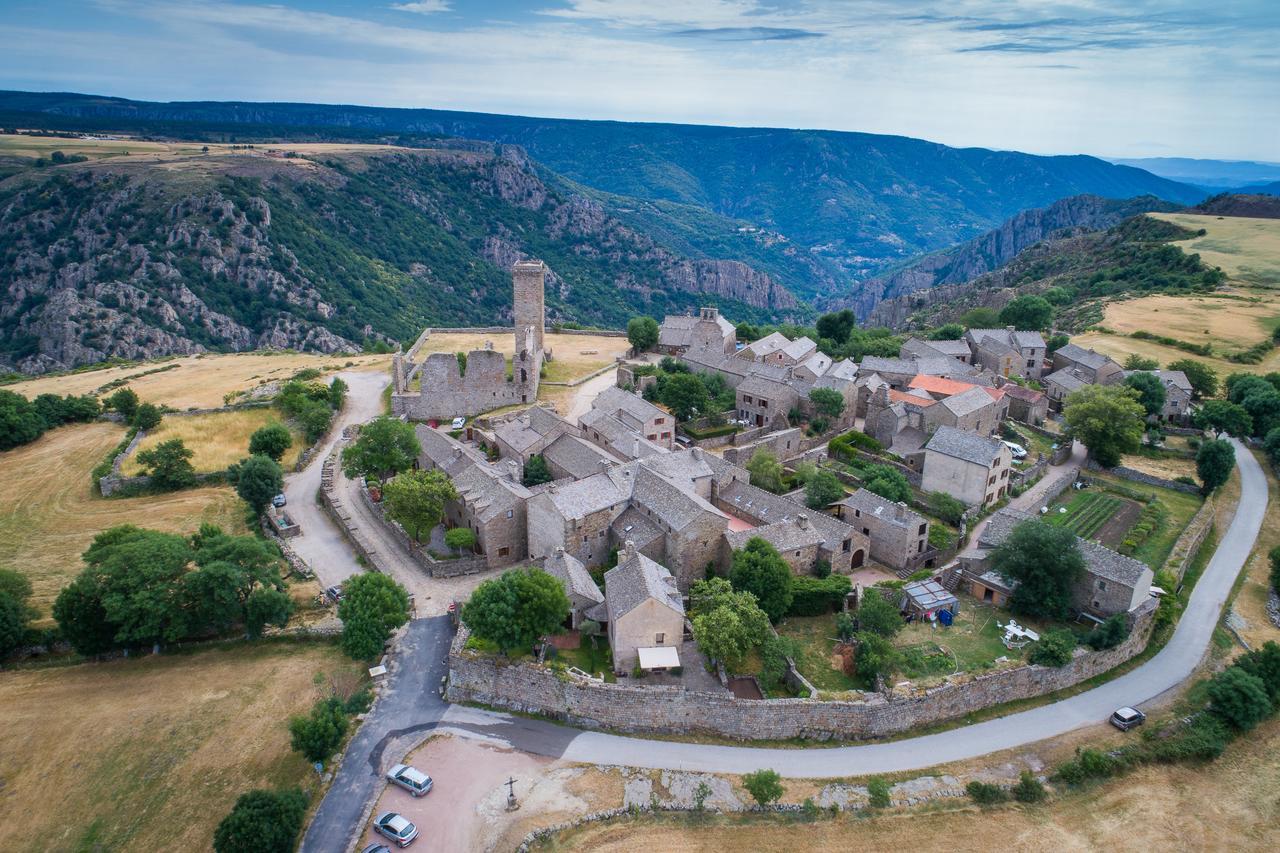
1;0;1276;160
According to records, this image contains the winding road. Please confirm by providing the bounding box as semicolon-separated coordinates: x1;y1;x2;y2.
300;372;1269;851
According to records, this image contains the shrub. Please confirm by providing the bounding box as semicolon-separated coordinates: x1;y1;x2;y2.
1083;614;1129;650
248;422;293;461
1056;748;1118;786
1011;771;1047;803
829;429;883;461
966;781;1009;805
132;402;163;430
522;454;552;487
812;558;832;579
1269;546;1280;595
730;537;794;623
927;491;966;526
1207;666;1272;731
856;590;903;638
787;575;851;617
214;788;308;853
1146;714;1230;763
288;697;348;764
741;768;784;806
866;777;891;808
1029;628;1077;667
135;438;197;491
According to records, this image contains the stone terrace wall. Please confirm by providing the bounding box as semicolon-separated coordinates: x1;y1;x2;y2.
448;599;1156;741
1083;458;1201;494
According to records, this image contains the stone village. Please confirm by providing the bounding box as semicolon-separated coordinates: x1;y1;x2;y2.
338;258;1207;741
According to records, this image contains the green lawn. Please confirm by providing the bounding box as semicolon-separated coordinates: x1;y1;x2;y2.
893;602;1034;686
1081;472;1204;570
555;639;616;682
775;615;867;694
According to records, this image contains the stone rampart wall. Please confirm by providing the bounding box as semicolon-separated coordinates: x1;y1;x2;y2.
448;599;1156;741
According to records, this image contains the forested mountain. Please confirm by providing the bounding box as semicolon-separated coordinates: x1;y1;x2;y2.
0;143;802;374
0;90;1205;288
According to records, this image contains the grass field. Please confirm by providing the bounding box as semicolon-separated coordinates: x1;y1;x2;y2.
1152;211;1280;287
122;408;304;475
6;351;390;410
0;133;426;168
1076;472;1203;571
894;602;1031;687
775;615;865;694
0;640;360;851
0;422;247;618
415;331;626;382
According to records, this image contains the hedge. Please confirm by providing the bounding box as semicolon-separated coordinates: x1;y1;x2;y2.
682;423;740;440
829;429;883;461
787;575;852;616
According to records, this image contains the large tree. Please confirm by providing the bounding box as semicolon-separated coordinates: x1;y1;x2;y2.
0;389;46;450
381;468;457;542
1123;372;1166;418
231;454;284;515
998;295;1054;330
659;372;709;422
0;569;36;659
522;454;552;487
730;537;794;623
462;568;569;654
857;590;903;638
136;438;198;491
1063;384;1146;467
338;572;411;659
1123;354;1159;371
863;464;913;503
248;422;293;461
1196;439;1236;494
808;387;845;420
746;447;785;494
1194;400;1253;437
816;310;857;346
626;316;660;352
105;387;140;420
342;416;422;481
1166;359;1218;399
992;520;1086;620
804;469;845;509
132;402;163;431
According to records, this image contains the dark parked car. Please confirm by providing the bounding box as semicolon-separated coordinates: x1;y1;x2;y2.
325;584;344;604
1110;706;1146;731
373;812;418;848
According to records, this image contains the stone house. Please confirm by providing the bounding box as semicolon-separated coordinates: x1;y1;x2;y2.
863;386;938;453
542;547;605;630
1124;369;1194;423
657;307;737;355
526;469;631;568
1051;343;1124;385
605;542;686;674
736;373;801;430
831;489;931;572
792;350;834;383
492;405;575;463
901;337;973;364
541;433;621;480
581;385;675;457
973;509;1153;618
736;331;792;362
714;480;868;573
858;356;925;390
964;327;1047;379
908;375;1007;435
1043;367;1091;412
1003;384;1050;426
920;425;1012;507
724;516;823;575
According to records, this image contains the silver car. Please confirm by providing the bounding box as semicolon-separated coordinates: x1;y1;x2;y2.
387;763;433;797
373;812;418;848
361;845;393;853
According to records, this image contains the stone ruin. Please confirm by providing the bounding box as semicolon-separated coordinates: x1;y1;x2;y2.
391;260;548;421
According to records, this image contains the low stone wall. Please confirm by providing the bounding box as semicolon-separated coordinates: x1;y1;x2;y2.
1011;455;1049;490
1164;496;1215;581
448;600;1156;741
1083;458;1200;494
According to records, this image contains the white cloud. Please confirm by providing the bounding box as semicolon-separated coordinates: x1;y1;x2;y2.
391;1;451;13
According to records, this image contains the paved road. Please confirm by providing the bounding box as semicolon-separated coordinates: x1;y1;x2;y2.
285;370;391;591
564;365;620;425
962;439;1088;557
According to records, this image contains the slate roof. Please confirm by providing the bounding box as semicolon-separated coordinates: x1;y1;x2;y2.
968;328;1046;351
797;351;832;376
738;373;800;402
740;331;792;360
861;355;919;376
592;386;665;428
540;471;628;520
925;425;1006;466
978;508;1150;588
1123;369;1193;395
940;384;999;418
604;547;684;620
543;433;620;479
1055;343;1115;371
450;461;531;523
609;506;664;551
493;407;569;455
718;480;857;551
630;466;726;533
781;336;818;362
836;488;926;532
1044;367;1091;392
543;547;604;606
415;425;487;475
825;359;859;381
1003;384;1046;404
725;516;824;554
916;354;979;377
658;315;699;348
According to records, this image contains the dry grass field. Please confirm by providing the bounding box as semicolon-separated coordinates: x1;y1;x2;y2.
6;351;389;410
122;408;304;475
1234;452;1280;651
555;717;1280;851
415;330;626;379
1151;211;1280;287
0;422;246;618
0;133;423;166
0;640;359;851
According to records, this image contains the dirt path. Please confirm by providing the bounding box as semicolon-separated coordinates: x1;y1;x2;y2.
565;366;620;425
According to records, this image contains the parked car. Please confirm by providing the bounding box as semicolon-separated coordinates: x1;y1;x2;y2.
1002;440;1028;460
387;763;434;797
361;845;393;853
1110;706;1146;731
373;812;419;848
450;417;466;430
325;584;344;604
272;493;287;508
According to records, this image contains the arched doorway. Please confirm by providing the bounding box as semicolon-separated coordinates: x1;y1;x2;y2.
850;549;865;569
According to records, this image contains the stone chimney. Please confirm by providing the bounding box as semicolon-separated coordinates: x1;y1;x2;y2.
692;447;704;461
555;546;565;557
484;340;494;351
547;482;557;494
621;539;636;561
895;501;908;520
797;514;810;529
506;460;520;482
599;460;611;472
633;437;642;458
1005;325;1015;333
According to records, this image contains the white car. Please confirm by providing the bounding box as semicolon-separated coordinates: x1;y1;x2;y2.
450;417;466;430
1002;440;1028;460
387;763;433;797
373;812;418;848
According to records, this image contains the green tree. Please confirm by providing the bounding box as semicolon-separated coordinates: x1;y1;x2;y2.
856;632;899;684
659;372;709;421
992;520;1085;620
341;416;421;481
0;588;28;659
1029;628;1077;666
461;568;569;654
927;491;966;526
1194;400;1253;437
966;781;1009;805
214;788;308;853
522;454;552;487
105;387;139;420
808;387;845;420
328;376;348;409
1083;614;1129;650
1046;333;1070;353
231;454;284;515
1012;771;1047;804
288;697;348;763
857;590;903;638
862;464;912;503
445;526;476;554
381;468;457;543
626;316;660;352
1124;371;1166;418
244;587;294;639
1063;384;1146;467
1264;428;1280;465
1208;666;1272;731
132;402;163;430
1166;359;1218;399
81;526;193;650
338;572;411;660
960;307;1001;328
742;769;784;807
1123;353;1160;371
804;469;845;509
999;294;1055;330
927;323;965;341
816;310;857;345
692;605;753;670
1234;641;1280;706
1196;438;1236;494
746;447;785;494
1271;546;1280;595
135;438;197;491
52;574;116;656
248;422;293;461
730;537;794;623
0;389;46;450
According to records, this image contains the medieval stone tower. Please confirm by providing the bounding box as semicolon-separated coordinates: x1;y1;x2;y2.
512;259;546;357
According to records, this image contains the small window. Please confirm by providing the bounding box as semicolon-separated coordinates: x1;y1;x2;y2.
655;632;665;644
654;417;665;425
862;527;870;536
498;546;509;557
583;535;589;543
506;509;513;518
760;399;769;408
918;523;926;535
1097;580;1107;591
